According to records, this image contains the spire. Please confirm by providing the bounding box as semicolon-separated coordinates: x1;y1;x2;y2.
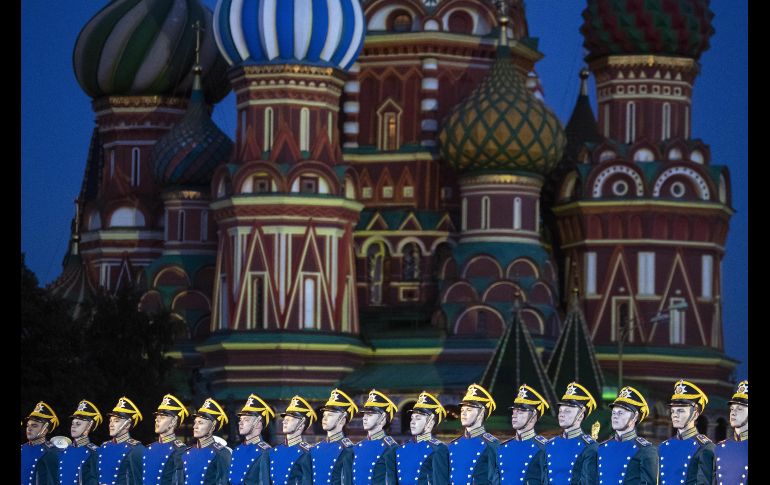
191;20;204;101
564;68;602;162
480;294;558;416
495;0;510;48
579;68;589;96
546;288;605;406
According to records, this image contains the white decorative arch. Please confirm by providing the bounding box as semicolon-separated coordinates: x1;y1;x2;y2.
441;7;491;35
395;237;428;256
453;304;505;335
368;4;420;31
652;167;711;200
359;237;395;258
429;237;457;253
110;207;146;227
592;165;645;198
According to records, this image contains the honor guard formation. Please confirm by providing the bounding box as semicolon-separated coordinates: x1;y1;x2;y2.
21;379;748;484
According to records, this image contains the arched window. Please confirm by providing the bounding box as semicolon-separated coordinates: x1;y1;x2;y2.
131;148;141;187
300;108;310;152
177;211;186;241
389;10;412;32
603;104;610;138
662;103;671;140
367;242;387;305
625;102;636;143
219;275;229;330
88;211;102;230
264;108;274;151
481;197;490;230
110;151;115;178
513;197;522;230
200;210;208;241
448;10;473;34
110;207;145;227
403;243;420;281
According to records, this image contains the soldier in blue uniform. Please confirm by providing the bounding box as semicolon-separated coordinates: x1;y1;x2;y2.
714;380;748;485
448;383;500;485
142;394;188;485
353;389;399;485
498;384;549;484
546;382;598;484
268;395;315;485
311;388;357;485
97;396;146;485
659;379;715;485
59;399;102;485
181;397;231;485
597;386;658;485
395;391;449;485
229;393;274;485
21;401;60;485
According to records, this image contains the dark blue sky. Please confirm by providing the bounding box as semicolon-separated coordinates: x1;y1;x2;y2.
21;1;747;378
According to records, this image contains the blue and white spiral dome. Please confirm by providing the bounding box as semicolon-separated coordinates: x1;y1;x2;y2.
214;0;365;71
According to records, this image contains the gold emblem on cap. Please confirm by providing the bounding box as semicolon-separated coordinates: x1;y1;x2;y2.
565;384;577;396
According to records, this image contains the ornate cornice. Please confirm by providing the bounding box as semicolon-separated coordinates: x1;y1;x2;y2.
93;96;188;111
459;173;544;188
589;55;697;71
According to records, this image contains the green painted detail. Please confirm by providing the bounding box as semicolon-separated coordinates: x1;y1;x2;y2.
200;331;366;347
355;209;452;231
451;242;551;268
145;254;215;287
439;46;566;175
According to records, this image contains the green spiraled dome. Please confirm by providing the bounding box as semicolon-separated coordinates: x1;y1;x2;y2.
581;0;715;61
73;0;230;102
439;47;566;176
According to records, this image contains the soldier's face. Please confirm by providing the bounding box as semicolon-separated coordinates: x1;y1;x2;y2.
322;410;345;431
282;415;303;434
670;405;695;429
108;416;131;437
193;417;215;439
238;415;261;436
362;411;385;431
460;405;483;427
70;418;91;439
410;412;429;436
510;407;533;430
558;405;582;428
610;407;635;431
154;414;177;435
729;403;748;428
25;419;47;441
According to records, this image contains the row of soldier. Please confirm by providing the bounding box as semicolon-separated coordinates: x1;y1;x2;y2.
22;379;747;485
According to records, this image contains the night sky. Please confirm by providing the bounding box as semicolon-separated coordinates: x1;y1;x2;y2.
21;1;747;379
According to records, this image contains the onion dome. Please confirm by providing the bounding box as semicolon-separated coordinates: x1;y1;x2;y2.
214;0;365;71
73;0;230;102
439;46;566;176
581;0;715;61
151;68;233;188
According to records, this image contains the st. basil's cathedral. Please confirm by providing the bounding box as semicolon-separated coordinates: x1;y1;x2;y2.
48;0;737;441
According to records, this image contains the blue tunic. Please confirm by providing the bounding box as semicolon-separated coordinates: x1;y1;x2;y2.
714;437;748;485
59;442;99;485
659;432;715;485
229;439;271;485
352;434;398;485
142;439;186;485
597;433;658;485
395;437;449;485
182;441;231;485
497;434;547;485
268;441;313;485
448;431;500;485
21;441;59;485
546;432;597;484
311;437;354;485
97;438;145;485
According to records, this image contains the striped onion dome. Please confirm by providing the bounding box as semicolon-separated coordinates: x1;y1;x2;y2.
214;0;366;71
439;46;566;176
151;71;233;188
73;0;230;102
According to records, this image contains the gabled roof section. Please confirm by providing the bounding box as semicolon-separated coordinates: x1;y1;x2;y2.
480;303;558;416
546;289;605;405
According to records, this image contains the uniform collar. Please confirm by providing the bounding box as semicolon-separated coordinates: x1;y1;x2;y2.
327;431;344;443
197;436;215;448
159;434;176;444
113;434;130;444
563;428;582;439
369;430;385;441
28;437;46;446
286;435;303;447
74;436;91;447
736;430;748;441
465;427;485;438
677;427;698;440
516;429;535;441
416;432;432;443
615;429;637;442
245;436;264;445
